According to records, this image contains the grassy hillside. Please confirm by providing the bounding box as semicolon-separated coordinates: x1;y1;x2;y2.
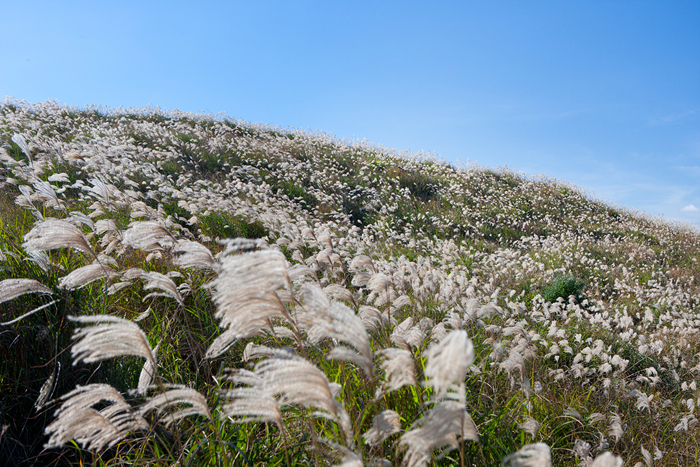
1;99;700;466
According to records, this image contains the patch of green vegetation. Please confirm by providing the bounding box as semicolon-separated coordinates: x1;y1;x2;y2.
542;273;587;303
198;211;268;240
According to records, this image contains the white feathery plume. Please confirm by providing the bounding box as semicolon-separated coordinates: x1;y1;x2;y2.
94;219;117;235
221;369;284;429
349;255;376;274
58;262;119;290
363;410;401;446
206;249;290;359
590;452;624;467
122;221;176;251
377;348;417;393
242;342;276;362
142;271;184;306
424;330;474;401
0;278;52;304
222;352;352;441
519;416;540;440
607;413;624;443
399;401;478;467
172;239;215;271
323;283;356;305
640;446;653;467
391;317;426;350
69;315;155;367
137;385;211;427
44;384;148;452
502;443;552;467
367;273;390;293
137;343;159;395
68;211;95;231
358;305;389;332
35;362;60;410
299;283;374;379
33;180;65;210
11;134;33;166
331;445;364;467
23;219;95;257
287;264;317;283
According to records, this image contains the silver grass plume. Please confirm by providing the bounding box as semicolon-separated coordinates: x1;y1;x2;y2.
58;262;119;290
11;134;33;167
391;317;426;350
206;248;290;359
363;410;401;446
222;352;352;442
172;239;215;271
122;221;176;251
0;278;52;304
137;343;159;395
299;283;374;379
377;348;417;393
33;180;65;210
69;315;155;367
44;384;148;452
23;219;95;257
399;401;478;467
501;443;552;467
137;385;211;427
220;368;283;429
423;330;474;402
35;362;60;410
142;271;184;306
590;452;624;467
607;413;624;443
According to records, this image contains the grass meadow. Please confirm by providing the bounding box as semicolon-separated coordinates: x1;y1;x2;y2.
2;99;700;466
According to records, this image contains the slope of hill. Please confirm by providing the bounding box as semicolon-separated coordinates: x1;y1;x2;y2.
1;99;699;466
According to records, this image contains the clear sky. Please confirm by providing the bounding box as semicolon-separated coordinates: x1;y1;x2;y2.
2;1;699;226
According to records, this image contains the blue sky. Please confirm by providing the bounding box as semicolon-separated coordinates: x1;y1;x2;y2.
2;1;699;226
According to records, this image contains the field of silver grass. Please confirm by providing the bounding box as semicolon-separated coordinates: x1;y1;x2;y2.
1;99;700;465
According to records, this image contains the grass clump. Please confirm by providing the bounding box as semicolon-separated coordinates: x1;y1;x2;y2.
542;273;587;304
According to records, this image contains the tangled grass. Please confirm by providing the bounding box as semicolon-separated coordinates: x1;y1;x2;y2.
1;99;699;466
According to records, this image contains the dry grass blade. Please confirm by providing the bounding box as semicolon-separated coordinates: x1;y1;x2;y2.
44;384;148;452
69;315;155;366
58;262;119;290
206;249;290;359
0;278;52;304
138;385;211;427
23;219;95;256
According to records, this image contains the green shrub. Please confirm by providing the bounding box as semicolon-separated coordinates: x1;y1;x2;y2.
542;274;586;303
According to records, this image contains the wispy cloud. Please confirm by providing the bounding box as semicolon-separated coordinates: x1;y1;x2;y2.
682;204;699;212
648;110;697;126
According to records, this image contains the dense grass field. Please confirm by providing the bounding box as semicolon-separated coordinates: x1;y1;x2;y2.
1;99;700;466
